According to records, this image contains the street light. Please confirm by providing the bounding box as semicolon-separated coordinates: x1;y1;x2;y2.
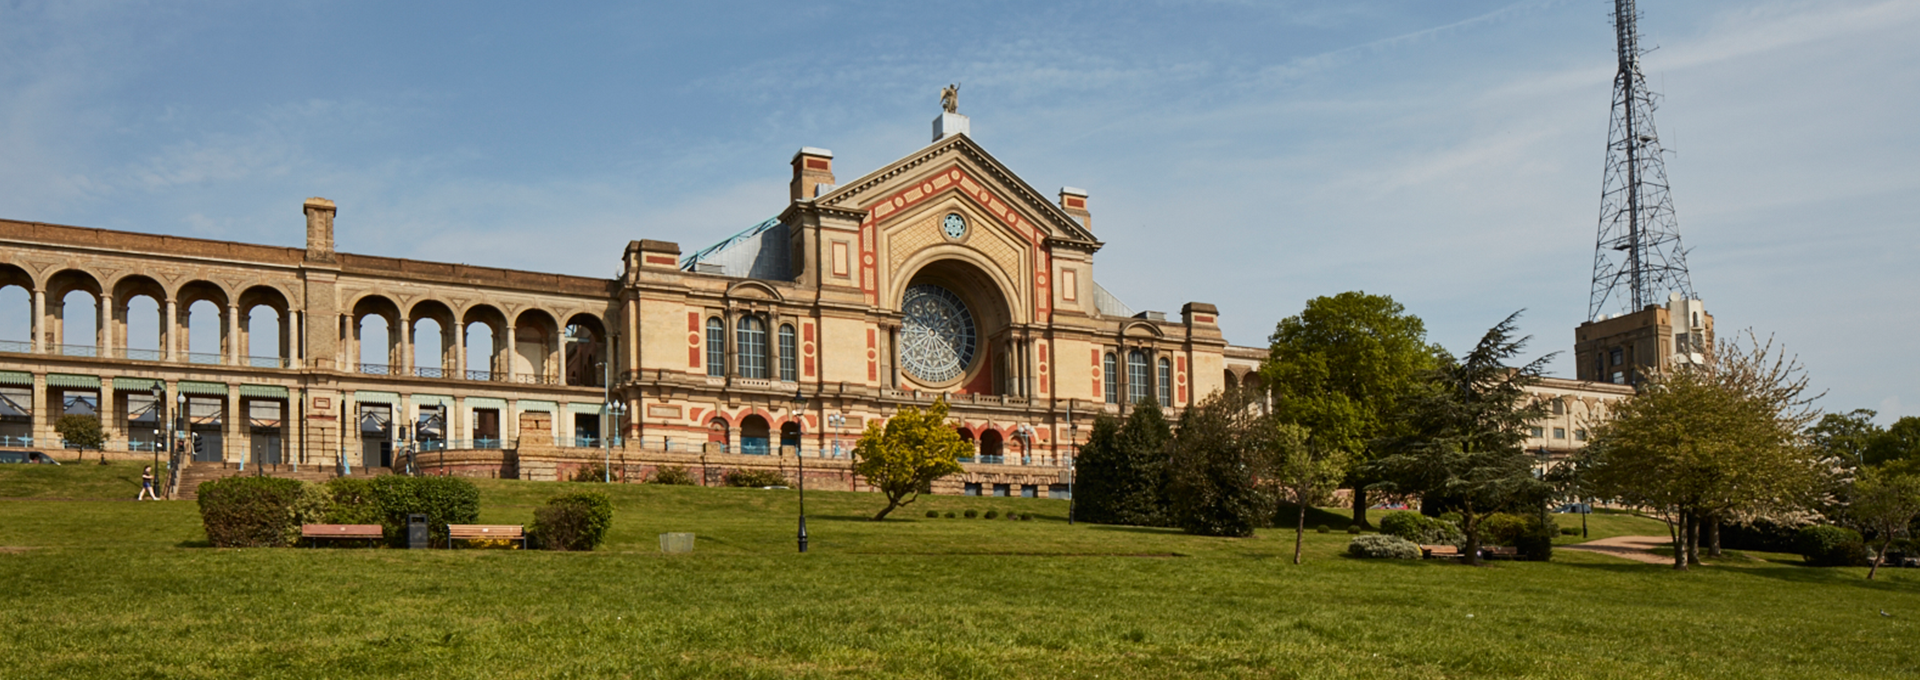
792;387;809;553
1067;421;1079;525
1013;424;1033;466
149;385;164;490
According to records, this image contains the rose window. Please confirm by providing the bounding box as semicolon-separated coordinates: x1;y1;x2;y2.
900;284;976;383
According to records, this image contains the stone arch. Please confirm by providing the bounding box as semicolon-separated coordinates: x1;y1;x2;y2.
175;280;233;364
739;414;771;455
513;308;560;383
238;285;292;366
707;416;731;450
979;428;1005;462
725;280;786;302
47;269;104;354
111;274;168;360
563;312;607;387
350;295;403;373
461;304;508;380
0;263;30;349
407;299;457;377
893;257;1018;393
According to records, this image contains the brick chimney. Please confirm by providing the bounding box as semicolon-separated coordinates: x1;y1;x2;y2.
791;148;835;202
1059;187;1090;229
303;197;336;263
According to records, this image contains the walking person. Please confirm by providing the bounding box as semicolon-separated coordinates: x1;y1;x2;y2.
138;465;158;501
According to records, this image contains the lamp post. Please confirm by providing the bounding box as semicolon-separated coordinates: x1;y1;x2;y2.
148;385;164;480
1014;424;1033;466
1068;421;1079;525
827;413;846;458
176;393;187;465
791;387;809;553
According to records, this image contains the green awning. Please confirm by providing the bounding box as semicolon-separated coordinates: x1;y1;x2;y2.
47;374;100;389
517;400;557;413
464;397;506;409
239;385;289;399
177;381;228;396
568;402;605;415
411;394;454;408
113;377;163;392
0;371;29;386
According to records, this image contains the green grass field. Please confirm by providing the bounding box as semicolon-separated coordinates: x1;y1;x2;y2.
1;462;1915;679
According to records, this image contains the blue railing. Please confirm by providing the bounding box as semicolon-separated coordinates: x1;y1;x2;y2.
248;356;289;368
58;344;98;357
124;348;163;361
0;435;35;447
188;352;223;365
0;340;31;353
359;363;390;375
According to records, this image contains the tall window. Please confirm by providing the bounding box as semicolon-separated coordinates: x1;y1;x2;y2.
737;316;767;379
1102;352;1119;404
778;324;797;382
1157;357;1172;405
1127;350;1149;404
705;318;725;377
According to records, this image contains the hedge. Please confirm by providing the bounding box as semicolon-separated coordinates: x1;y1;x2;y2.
372;476;480;545
1348;534;1422;559
198;476;306;547
531;491;614;551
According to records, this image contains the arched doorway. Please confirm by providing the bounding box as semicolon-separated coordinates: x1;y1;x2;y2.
707;417;730;452
740;415;771;455
979;429;1004;464
780;421;801;455
897;258;1015;394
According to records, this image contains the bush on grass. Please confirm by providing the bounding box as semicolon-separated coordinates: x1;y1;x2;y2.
197;476;306;548
1481;513;1532;546
372;475;480;545
985;510;999;519
1315;524;1330;534
1722;518;1803;553
1514;516;1557;562
1796;525;1870;567
926;510;940;518
321;477;383;525
964;509;978;519
571;463;607;482
1561;526;1582;536
1347;534;1421;559
944;511;956;518
1021;514;1032;521
650;466;697;485
723;469;789;488
1347;524;1362;534
531;491;614;551
1378;511;1464;546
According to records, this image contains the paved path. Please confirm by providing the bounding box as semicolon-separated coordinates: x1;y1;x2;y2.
1560;535;1676;565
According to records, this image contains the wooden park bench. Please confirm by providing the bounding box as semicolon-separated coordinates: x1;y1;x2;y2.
447;524;527;549
1421;545;1460;559
301;524;384;548
1483;546;1520;560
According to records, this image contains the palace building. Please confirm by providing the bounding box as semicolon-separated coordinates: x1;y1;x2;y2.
0;107;1633;495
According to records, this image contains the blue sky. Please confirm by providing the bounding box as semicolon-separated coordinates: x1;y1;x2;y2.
2;0;1916;422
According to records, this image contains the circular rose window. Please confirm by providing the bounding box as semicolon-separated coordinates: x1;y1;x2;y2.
900;284;976;383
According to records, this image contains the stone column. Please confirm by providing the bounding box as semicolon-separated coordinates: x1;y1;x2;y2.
291;311;303;369
400;317;414;377
99;293;114;358
164;299;178;361
226;304;240;365
227;385;245;466
30;289;44;354
31;373;50;448
505;324;517;382
454;322;467;380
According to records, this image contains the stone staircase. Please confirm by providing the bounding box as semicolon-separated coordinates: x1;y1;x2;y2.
173;463;390;500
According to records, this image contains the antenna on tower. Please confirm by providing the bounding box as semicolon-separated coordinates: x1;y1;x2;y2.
1588;0;1694;321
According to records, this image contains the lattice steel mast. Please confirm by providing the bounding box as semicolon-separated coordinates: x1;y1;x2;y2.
1589;0;1694;320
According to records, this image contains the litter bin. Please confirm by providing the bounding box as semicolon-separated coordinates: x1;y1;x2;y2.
408;514;429;550
659;532;694;554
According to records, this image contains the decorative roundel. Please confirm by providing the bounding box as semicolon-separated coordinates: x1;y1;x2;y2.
900;283;976;383
942;212;968;240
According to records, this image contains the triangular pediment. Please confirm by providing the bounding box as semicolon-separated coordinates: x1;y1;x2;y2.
815;134;1101;249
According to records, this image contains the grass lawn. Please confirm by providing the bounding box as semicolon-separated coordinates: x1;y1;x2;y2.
1;462;1916;679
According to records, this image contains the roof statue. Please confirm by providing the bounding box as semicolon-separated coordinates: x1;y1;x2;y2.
940;83;960;114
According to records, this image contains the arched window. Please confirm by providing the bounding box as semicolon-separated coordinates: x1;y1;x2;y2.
705;318;725;377
1102;353;1119;404
1127;350;1149;405
737;316;767;379
1157;357;1172;405
778;324;797;382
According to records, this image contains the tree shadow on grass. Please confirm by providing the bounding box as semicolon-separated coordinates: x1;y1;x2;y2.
173;539;213;548
1086;524;1184;536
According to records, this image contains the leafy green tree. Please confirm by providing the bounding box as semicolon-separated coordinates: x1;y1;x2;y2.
1865;416;1920;468
1166;387;1271;537
1260;291;1440;528
1585;332;1822;569
55;414;105;451
854;397;969;520
1074;399;1173;526
1807;409;1881;467
1374;312;1551;566
1269;421;1348;564
1851;466;1920;580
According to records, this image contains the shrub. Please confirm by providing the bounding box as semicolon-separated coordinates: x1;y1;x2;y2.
1722;518;1803;553
322;477;382;525
531;491;615;551
1379;511;1464;546
1021;514;1032;521
1346;524;1362;534
1514;516;1557;562
944;511;956;518
926;510;939;518
650;465;696;485
1796;525;1870;567
571;463;607;482
372;476;480;545
963;509;978;519
1561;526;1582;536
1315;524;1330;534
985;510;999;519
1347;534;1422;559
723;468;789;488
1438;511;1463;526
197;476;306;548
1481;513;1531;546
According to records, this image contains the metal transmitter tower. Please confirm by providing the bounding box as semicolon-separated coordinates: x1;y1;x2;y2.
1588;0;1694;321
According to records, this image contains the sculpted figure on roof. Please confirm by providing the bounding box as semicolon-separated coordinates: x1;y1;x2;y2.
940;83;960;114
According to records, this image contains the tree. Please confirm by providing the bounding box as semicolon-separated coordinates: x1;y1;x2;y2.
1584;332;1823;569
1807;409;1881;468
1269;421;1348;564
1851;466;1920;580
1260;291;1440;528
1865;416;1920;468
1074;399;1173;526
1166;387;1271;537
56;414;105;451
1374;312;1552;567
853;397;970;520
